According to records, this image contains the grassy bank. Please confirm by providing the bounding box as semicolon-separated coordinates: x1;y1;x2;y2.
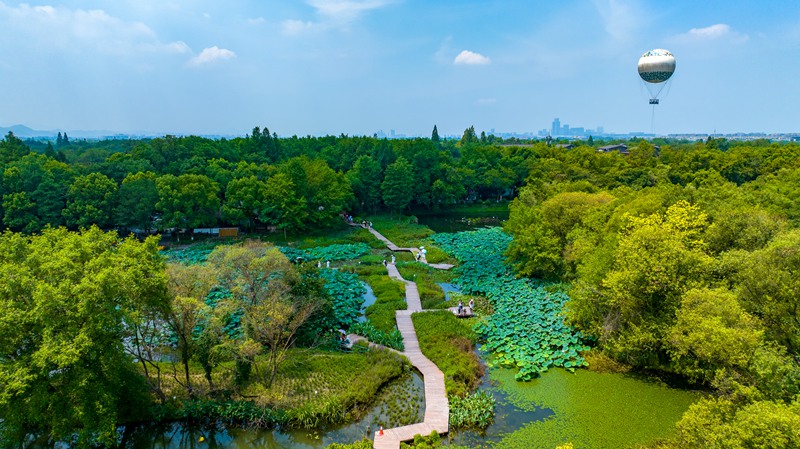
150;347;409;428
411;311;482;398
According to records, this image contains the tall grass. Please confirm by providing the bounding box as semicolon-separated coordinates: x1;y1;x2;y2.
411;311;483;398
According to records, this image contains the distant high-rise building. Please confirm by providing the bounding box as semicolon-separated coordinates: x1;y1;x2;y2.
551;118;561;136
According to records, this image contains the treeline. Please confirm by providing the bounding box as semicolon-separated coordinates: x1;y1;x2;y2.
504;139;800;446
0;126;533;235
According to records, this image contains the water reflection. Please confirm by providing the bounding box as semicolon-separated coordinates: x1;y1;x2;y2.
119;371;423;449
357;282;376;322
415;210;509;233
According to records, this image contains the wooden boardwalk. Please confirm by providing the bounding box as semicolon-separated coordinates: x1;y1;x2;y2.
356;225;451;449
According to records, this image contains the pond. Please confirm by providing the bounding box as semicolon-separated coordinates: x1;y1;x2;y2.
357;282;376;322
415;209;509;233
115;255;696;449
119;370;425;448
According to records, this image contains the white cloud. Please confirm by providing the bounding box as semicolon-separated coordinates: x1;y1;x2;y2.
308;0;394;22
672;24;749;43
0;3;187;55
189;46;237;66
282;0;394;35
248;17;266;25
454;50;491;65
282;19;318;36
592;0;644;42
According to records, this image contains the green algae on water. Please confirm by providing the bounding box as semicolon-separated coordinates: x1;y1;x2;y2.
492;368;700;449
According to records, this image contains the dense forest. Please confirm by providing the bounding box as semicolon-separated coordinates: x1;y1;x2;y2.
3;126;800;447
503;138;800;447
0;126;527;235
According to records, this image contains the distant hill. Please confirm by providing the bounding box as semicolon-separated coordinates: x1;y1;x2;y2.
0;124;243;140
0;124;56;138
0;124;138;140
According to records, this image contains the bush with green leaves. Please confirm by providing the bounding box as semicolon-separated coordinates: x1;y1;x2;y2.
432;228;587;380
449;390;496;430
325;439;374;449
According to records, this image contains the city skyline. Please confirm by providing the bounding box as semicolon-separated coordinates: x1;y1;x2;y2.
1;1;799;137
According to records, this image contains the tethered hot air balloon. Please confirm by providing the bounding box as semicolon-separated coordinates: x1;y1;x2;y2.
638;49;676;105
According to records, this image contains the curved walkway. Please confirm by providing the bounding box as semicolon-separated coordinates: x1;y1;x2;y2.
352;224;451;449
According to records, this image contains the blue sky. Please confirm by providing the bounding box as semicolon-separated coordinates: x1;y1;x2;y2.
1;0;798;137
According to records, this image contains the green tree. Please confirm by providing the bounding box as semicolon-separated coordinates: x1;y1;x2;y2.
222;175;267;230
459;126;478;147
261;172;307;237
668;288;763;384
63;173;118;229
729;230;800;353
155;173;220;232
2;191;37;232
431;125;440;142
347;155;382;213
115;172;159;232
0;227;168;447
571;201;713;367
381;156;414;216
165;263;214;396
673;397;800;449
206;241;319;387
0;131;30;164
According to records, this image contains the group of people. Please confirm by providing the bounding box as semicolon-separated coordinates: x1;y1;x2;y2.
415;246;428;262
342;214;371;229
456;299;475;317
382;254;396;266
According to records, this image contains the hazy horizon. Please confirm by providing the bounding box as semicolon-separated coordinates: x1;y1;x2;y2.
2;1;799;137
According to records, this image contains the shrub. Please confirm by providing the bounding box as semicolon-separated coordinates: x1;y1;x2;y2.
449;390;496;430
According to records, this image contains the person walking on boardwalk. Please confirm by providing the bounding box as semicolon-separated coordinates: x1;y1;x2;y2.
391;254;396;264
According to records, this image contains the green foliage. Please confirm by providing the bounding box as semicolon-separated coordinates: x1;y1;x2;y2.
433;228;587;380
182;399;282;427
319;268;367;328
449;391;496;430
349;321;404;351
0;227;168;447
399;431;469;449
161;241;224;265
668;287;763;384
326;439;374;449
277;242;371;263
669;397;800;449
308;242;372;261
360;273;406;334
412;311;482;397
244;348;408;427
382;157;415;214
